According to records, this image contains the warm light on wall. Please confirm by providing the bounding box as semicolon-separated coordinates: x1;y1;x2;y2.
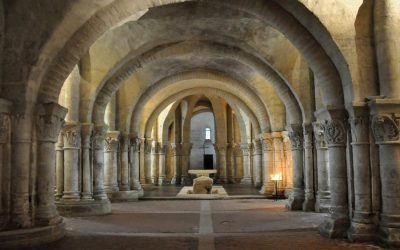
270;173;282;181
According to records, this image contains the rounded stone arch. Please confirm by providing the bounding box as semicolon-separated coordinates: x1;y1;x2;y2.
91;40;302;126
137;87;263;141
31;0;351;114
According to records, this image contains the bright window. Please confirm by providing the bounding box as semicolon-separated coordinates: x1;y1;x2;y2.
205;128;211;140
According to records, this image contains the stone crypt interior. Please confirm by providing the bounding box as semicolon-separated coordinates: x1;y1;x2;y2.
0;1;399;249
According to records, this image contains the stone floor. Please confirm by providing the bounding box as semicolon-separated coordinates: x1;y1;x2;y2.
22;199;383;250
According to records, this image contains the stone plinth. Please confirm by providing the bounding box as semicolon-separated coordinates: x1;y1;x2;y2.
56;199;111;217
193;176;214;194
188;169;217;177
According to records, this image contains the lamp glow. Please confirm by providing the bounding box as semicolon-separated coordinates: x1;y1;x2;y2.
270;173;282;181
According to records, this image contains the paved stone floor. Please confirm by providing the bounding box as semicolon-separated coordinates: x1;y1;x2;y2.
23;199;383;250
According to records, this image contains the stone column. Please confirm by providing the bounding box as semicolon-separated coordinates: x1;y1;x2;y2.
347;105;374;241
181;142;192;185
158;144;167;185
233;143;243;182
369;99;400;246
55;133;64;200
286;124;305;211
150;141;159;184
35;103;67;226
143;138;152;184
0;100;11;228
62;123;81;201
226;143;234;183
129;137;142;191
317;108;349;238
171;143;182;185
313;122;331;213
92;126;108;200
282;132;293;198
303;124;316;211
119;134;130;191
272;133;284;194
260;134;273;195
252;139;262;188
81;123;93;200
240;143;252;184
215;143;228;183
104;131;120;193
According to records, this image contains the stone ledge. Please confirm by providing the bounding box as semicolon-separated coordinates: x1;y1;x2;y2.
0;222;65;249
56;199;111;217
107;190;140;202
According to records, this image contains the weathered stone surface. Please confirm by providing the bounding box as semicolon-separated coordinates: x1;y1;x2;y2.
193;176;214;194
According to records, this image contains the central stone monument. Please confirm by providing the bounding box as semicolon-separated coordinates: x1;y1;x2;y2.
189;169;217;194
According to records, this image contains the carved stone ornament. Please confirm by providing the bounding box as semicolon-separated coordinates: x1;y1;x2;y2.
171;143;182;155
303;125;313;149
240;143;251;155
312;123;326;149
92;130;106;150
144;139;153;154
371;115;400;143
288;130;303;150
0;114;10;143
104;136;119;152
63;126;81;148
130;137;141;152
321;119;346;145
349;116;369;143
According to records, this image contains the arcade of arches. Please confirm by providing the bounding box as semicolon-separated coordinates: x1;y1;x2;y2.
0;0;399;249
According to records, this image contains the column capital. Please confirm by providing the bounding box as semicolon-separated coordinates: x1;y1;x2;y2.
232;143;242;156
62;122;81;148
315;107;348;147
105;131;120;152
81;123;94;148
151;141;160;154
240;143;252;156
36;102;67;143
215;143;227;155
130;137;141;152
287;124;303;150
252;139;263;154
120;133;130;152
303;124;313;149
346;103;370;144
260;133;273;152
143;138;153;154
312;122;327;149
171;142;182;155
92;125;108;150
182;142;192;155
369;98;400;144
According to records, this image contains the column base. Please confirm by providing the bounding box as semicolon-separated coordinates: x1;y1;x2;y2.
131;181;143;191
378;225;400;248
259;185;272;195
319;216;350;238
253;181;262;188
0;222;65;249
315;197;331;213
240;177;252;185
286;196;304;211
119;185;130;191
158;176;168;185
181;176;192;185
107;190;140;202
171;176;181;185
347;221;376;242
104;186;119;193
303;198;316;212
56;199;111;217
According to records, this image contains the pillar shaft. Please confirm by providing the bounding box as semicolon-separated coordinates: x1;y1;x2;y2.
181;142;192;185
62;123;81;200
260;134;273;194
216;143;228;184
150;141;159;184
119;134;130;191
303;124;316;211
171;143;182;185
129;137;142;190
287;124;305;211
35;103;67;226
158;144;167;185
104;131;120;193
81;123;93;200
55;133;64;200
240;143;252;184
252;140;262;188
92;126;108;200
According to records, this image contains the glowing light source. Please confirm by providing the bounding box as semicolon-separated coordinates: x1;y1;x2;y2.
270;173;282;181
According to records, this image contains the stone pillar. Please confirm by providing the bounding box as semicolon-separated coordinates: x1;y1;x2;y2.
35;103;67;226
150;141;159;184
0;100;11;228
181;142;192;185
240;143;252;184
233;143;243;182
252;139;262;188
215;143;228;183
260;134;273;195
104;131;120;193
226;143;234;183
92;126;108;200
282;132;293;197
55;133;64;200
81;123;93;200
369;99;400;246
143;138;152;184
158;144;167;185
119;134;130;191
10;111;32;228
272;133;284;194
286;124;304;211
313;122;331;213
347;105;375;242
317;108;349;238
171;143;182;185
129;137;142;191
303;124;316;211
62;123;81;201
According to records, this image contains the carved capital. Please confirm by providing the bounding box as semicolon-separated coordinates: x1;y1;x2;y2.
240;143;251;156
182;142;192;155
0;114;10;143
321;119;347;146
81;123;94;148
371;114;400;143
144;138;153;154
63;123;81;148
92;125;108;150
104;131;120;152
120;133;130;152
312;122;326;149
303;124;313;149
171;142;182;155
215;143;227;155
130;137;141;152
232;143;242;156
287;124;303;150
